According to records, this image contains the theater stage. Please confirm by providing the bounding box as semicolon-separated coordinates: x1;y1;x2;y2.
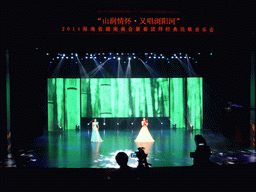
30;127;255;168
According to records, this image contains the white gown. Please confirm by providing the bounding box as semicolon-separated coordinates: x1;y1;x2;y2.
134;121;155;142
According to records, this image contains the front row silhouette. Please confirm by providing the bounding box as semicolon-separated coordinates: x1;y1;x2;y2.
134;118;155;142
91;119;103;142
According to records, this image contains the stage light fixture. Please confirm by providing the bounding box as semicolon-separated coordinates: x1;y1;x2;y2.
104;56;107;59
174;54;176;56
162;56;164;59
180;56;182;59
128;57;131;60
85;56;88;59
189;57;191;59
132;53;135;55
161;122;163;124
62;56;64;59
121;53;124;55
113;56;116;59
71;56;73;59
87;123;90;125
46;53;49;55
131;123;133;125
71;53;73;55
179;53;182;55
184;56;187;58
63;54;65;56
59;127;63;132
57;56;59;59
133;56;136;59
210;53;213;55
75;53;78;56
103;123;106;125
198;53;200;55
90;57;93;59
94;57;97;59
66;57;68;59
149;56;151;59
153;56;156;59
118;57;120;60
117;123;119;125
158;56;160;59
171;56;174;59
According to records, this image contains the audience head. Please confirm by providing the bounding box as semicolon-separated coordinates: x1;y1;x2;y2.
115;152;129;168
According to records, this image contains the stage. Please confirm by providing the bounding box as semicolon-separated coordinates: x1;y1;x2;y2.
31;127;255;168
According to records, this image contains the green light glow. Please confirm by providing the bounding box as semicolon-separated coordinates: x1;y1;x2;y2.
187;77;203;129
48;78;203;131
170;78;185;128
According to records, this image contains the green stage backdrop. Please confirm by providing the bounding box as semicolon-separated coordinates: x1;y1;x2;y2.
48;78;202;130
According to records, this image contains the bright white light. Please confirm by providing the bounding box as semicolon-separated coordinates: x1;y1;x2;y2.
46;53;49;55
180;56;182;59
133;56;136;59
63;54;65;56
117;123;119;125
116;53;119;55
118;57;120;60
75;53;78;56
103;123;106;125
149;56;151;59
113;57;116;59
104;56;106;59
162;56;164;59
161;122;163;124
71;56;73;59
132;53;135;55
85;56;88;59
131;122;133;125
153;56;156;59
66;57;68;59
62;56;64;59
128;57;131;60
171;56;174;59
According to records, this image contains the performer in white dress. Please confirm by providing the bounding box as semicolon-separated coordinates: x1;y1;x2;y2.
134;118;155;142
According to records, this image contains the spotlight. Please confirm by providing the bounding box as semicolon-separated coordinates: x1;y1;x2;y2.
59;127;63;132
46;53;49;55
132;53;135;55
162;56;164;59
75;53;78;56
94;57;97;59
71;56;73;59
131;122;133;125
104;56;107;59
121;53;124;55
133;56;136;59
90;57;93;59
103;123;106;125
198;53;200;55
189;57;191;59
117;123;119;125
63;54;65;56
87;123;90;125
174;54;176;56
171;56;174;59
116;53;119;55
85;56;88;59
66;57;68;59
161;122;163;124
158;56;160;59
145;53;148;55
128;57;131;60
179;53;182;55
149;56;151;59
62;56;64;59
118;57;120;60
210;53;213;55
153;56;156;59
180;56;182;59
113;57;116;59
184;56;187;58
173;124;176;129
57;56;59;59
190;125;193;130
71;53;74;55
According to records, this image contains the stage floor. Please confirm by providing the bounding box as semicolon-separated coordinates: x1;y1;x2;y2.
31;128;255;168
